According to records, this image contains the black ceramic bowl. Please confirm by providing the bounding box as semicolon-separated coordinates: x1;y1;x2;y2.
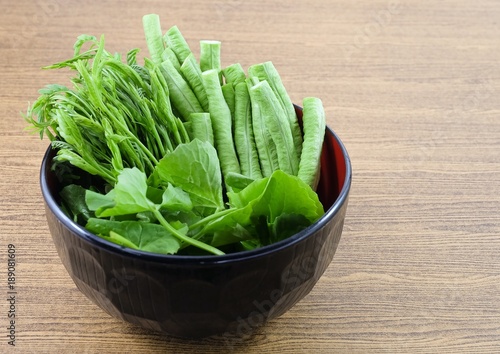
40;106;351;339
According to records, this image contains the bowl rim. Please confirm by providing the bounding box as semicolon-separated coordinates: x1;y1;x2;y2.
40;124;351;266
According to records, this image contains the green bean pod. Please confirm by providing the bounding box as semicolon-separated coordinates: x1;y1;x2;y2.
161;47;181;72
221;83;236;125
234;82;262;179
202;69;241;180
248;61;303;155
160;58;203;121
200;40;222;82
142;14;165;66
298;97;326;189
222;63;246;86
180;54;209;111
249;80;299;176
246;78;279;177
164;25;193;64
189;112;214;146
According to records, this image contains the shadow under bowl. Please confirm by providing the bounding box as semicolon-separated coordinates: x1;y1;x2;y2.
40;106;352;338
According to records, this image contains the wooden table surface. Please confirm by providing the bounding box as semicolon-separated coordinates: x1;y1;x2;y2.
1;0;499;352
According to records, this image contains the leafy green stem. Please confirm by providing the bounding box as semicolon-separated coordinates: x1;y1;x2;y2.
151;209;225;256
188;208;234;232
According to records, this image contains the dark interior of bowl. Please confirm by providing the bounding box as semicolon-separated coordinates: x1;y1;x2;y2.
40;105;351;338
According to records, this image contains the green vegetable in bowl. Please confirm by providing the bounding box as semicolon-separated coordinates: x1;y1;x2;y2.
248;80;299;176
298;97;326;189
24;13;328;256
202;68;241;182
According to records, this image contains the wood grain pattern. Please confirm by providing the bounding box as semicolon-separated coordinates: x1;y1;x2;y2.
1;0;499;352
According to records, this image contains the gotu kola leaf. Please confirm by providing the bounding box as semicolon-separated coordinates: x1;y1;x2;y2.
228;169;324;224
86;167;156;217
86;218;181;255
154;139;225;212
198;170;324;246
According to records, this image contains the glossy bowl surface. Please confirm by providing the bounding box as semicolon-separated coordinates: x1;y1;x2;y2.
40;106;351;338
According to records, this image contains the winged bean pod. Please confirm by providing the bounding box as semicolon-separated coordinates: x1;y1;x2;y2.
180;54;209;111
234;82;262;179
164;25;193;64
246;78;279;177
249;80;299;176
248;61;303;155
298;97;326;189
142;14;165;65
222;63;246;86
160;58;203;121
202;69;241;180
